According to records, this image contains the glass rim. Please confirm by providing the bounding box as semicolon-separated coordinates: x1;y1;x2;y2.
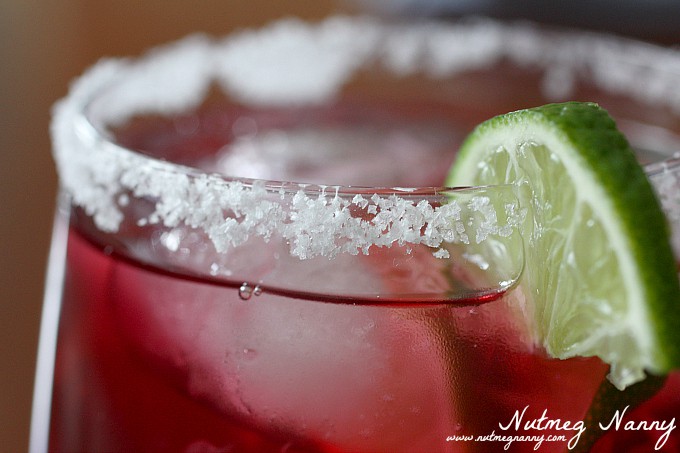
53;15;680;268
59;16;680;176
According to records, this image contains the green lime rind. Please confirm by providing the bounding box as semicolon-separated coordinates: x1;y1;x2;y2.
447;102;680;389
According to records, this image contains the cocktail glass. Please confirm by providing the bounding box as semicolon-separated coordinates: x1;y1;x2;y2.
31;17;680;452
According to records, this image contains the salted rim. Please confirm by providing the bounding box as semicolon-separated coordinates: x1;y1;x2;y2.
51;16;680;260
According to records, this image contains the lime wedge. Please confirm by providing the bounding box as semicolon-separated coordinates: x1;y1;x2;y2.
446;102;680;390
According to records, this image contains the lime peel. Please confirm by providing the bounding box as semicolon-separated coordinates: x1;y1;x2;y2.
447;102;680;389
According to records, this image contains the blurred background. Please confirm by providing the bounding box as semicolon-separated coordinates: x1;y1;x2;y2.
3;1;680;451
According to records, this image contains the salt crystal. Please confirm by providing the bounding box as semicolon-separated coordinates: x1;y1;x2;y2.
433;248;450;259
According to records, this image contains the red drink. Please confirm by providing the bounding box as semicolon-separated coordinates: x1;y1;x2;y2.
47;104;679;452
34;17;680;453
49;221;606;452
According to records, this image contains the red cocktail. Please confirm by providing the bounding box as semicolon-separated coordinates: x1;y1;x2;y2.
33;17;680;452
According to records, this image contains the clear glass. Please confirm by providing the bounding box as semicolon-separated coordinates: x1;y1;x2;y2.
32;17;680;453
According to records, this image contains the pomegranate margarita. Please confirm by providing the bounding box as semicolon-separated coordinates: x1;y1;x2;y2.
32;17;680;452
